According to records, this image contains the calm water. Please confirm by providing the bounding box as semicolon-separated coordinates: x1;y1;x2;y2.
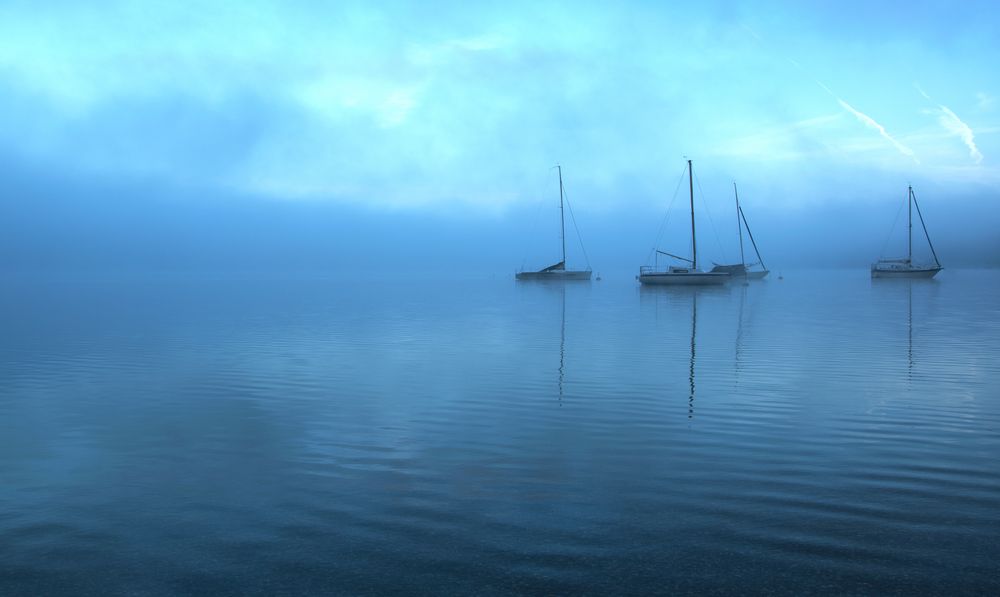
2;270;999;595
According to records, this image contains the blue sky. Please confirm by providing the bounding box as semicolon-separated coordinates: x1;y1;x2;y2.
1;1;998;270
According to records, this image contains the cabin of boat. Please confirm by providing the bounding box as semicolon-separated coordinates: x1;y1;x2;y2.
638;265;730;285
871;259;942;278
516;261;592;280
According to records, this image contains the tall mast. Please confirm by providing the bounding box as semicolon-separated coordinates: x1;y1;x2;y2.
689;159;697;270
558;165;566;266
734;182;745;267
908;185;913;263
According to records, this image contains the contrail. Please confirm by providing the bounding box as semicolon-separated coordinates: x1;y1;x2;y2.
835;99;918;161
916;84;983;164
742;24;918;163
801;66;918;163
939;105;984;164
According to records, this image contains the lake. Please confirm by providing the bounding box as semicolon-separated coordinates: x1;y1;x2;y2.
2;270;999;594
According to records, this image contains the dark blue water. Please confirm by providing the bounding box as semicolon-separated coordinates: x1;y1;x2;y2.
2;270;999;595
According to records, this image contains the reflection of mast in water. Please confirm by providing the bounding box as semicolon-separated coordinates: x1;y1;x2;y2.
559;286;566;404
688;291;697;419
735;282;746;378
907;282;913;377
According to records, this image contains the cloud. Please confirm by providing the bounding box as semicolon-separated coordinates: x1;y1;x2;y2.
835;99;919;162
915;85;984;164
2;2;996;213
936;105;984;164
775;45;918;163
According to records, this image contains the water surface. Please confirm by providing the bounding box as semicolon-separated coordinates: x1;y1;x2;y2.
2;270;999;594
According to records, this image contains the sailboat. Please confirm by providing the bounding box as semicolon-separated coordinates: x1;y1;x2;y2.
710;183;769;279
516;165;592;281
871;185;942;279
639;159;730;286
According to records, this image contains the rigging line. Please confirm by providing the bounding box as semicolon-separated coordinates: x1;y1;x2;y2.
561;183;592;269
879;193;906;259
647;165;689;263
910;190;941;266
739;206;766;270
693;170;728;264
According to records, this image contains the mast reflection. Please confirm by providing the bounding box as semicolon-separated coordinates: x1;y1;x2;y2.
559;285;565;404
688;291;697;419
908;282;913;377
735;283;746;380
639;284;729;420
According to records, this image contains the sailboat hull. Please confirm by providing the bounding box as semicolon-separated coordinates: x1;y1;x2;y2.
871;266;941;279
638;272;730;286
710;264;769;279
516;270;592;281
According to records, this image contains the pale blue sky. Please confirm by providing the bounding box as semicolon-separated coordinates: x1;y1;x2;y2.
2;1;997;208
1;1;998;271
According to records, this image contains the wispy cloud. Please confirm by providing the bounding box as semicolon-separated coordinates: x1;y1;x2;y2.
834;99;918;162
804;75;916;162
758;34;919;163
916;84;983;164
938;105;984;164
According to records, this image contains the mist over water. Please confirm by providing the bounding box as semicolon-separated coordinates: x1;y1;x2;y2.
1;166;998;275
2;2;1000;593
2;270;999;594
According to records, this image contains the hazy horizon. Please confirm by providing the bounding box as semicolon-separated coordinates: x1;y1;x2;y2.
4;4;1000;593
1;1;998;272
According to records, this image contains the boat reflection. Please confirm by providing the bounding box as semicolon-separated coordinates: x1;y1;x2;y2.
559;284;566;403
871;277;941;382
735;282;746;383
688;290;697;419
908;282;913;376
640;285;728;419
521;282;572;403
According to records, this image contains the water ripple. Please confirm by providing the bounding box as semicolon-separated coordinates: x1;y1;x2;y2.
1;271;999;594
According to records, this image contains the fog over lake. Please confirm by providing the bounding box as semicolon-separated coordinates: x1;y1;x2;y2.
2;1;999;594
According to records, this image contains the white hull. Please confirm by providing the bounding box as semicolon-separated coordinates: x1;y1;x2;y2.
516;270;592;281
746;270;769;279
871;266;941;279
639;272;730;286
